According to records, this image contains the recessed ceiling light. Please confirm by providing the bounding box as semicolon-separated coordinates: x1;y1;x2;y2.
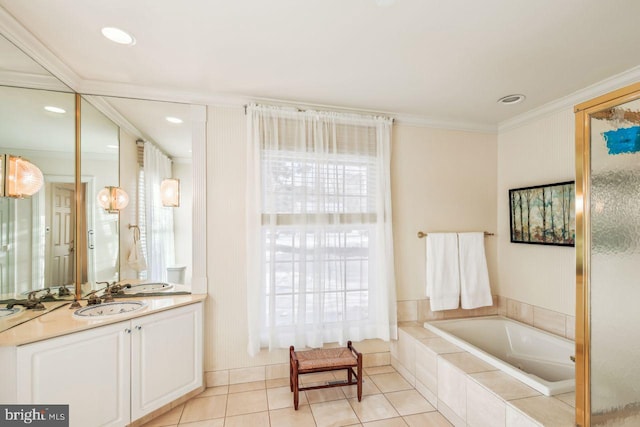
44;106;66;114
101;27;136;45
166;116;183;124
497;94;526;105
106;145;119;149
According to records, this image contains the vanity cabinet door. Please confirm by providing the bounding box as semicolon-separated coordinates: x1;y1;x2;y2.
16;320;131;427
130;302;203;421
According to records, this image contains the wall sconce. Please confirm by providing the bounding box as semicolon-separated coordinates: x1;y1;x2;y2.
160;178;180;207
97;186;129;213
0;154;44;198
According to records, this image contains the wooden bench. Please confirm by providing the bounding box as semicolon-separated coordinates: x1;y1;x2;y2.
289;341;362;410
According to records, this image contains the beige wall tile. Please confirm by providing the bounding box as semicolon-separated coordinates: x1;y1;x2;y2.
356;339;391;354
439;352;497;374
506;299;534;325
505;405;540;427
437;358;467;421
497;296;507;316
398;330;416;377
565;315;575;340
205;370;229;387
400;325;438;340
468;371;539;401
418;299;446;322
419;337;464;355
436;398;466;427
554;392;575;408
533;306;566;336
229;365;265;384
397;300;418;322
415;343;438;395
394;360;416;387
466;377;506;427
508;396;574;427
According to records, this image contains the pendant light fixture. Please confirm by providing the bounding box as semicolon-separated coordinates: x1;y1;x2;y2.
97;186;129;213
0;155;44;198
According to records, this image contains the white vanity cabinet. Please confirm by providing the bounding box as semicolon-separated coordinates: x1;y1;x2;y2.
14;302;203;427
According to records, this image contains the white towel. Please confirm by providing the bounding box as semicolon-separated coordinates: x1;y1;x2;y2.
458;232;492;309
127;239;147;272
426;233;460;311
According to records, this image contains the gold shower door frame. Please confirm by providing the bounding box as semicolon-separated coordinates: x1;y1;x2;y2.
574;81;640;427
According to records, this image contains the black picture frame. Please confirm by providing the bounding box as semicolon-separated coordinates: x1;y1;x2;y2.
509;181;575;247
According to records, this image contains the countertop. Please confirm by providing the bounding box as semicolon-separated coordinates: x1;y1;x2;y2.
0;293;207;347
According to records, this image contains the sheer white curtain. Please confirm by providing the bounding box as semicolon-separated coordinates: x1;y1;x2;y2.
143;142;175;282
246;104;397;356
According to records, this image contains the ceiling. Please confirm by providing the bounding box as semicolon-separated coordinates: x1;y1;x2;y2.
1;0;640;128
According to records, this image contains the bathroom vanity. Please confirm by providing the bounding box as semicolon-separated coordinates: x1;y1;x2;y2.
0;295;205;427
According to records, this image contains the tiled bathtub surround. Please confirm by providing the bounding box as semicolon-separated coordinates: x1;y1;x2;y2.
397;296;575;341
205;339;391;388
391;323;575;426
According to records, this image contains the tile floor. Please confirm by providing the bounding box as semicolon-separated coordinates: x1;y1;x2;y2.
142;365;453;427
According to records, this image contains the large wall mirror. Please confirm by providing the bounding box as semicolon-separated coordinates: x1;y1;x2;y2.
79;95;193;295
0;33;75;331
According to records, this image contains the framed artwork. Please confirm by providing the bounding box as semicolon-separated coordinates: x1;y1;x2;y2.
509;181;575;246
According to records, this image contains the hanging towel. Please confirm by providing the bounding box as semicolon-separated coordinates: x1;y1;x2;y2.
127;233;147;272
426;233;460;311
458;232;492;309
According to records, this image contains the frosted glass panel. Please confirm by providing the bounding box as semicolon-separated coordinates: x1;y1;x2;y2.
590;97;640;425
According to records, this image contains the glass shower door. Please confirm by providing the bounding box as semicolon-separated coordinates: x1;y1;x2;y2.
589;96;640;425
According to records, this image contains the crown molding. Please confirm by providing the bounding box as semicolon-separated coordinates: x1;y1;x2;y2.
499;65;640;132
82;95;145;141
393;114;497;133
0;6;81;91
0;70;72;92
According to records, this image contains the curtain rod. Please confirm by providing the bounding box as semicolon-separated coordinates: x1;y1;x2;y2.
243;104;395;123
417;231;494;238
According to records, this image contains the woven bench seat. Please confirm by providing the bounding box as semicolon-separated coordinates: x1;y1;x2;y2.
289;341;362;410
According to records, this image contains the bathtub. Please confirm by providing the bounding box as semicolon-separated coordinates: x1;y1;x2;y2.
423;316;575;396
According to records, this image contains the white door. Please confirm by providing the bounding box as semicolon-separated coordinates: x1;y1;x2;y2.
49;183;74;287
130;303;203;421
17;321;131;427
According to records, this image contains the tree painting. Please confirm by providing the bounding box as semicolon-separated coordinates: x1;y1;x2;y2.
509;181;575;246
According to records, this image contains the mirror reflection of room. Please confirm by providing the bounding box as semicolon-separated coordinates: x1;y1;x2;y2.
82;96;193;292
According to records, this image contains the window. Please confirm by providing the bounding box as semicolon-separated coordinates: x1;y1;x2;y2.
246;105;396;354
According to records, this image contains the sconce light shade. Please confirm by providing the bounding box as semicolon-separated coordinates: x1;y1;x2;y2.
0;155;44;198
97;186;129;213
160;178;180;207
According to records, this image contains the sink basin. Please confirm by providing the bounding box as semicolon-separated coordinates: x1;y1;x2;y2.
122;283;174;294
73;301;147;319
0;307;22;318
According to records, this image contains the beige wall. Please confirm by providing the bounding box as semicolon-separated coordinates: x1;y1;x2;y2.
392;125;498;301
205;106;499;372
497;108;575;315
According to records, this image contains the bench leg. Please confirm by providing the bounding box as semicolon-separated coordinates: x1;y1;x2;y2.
357;356;363;401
